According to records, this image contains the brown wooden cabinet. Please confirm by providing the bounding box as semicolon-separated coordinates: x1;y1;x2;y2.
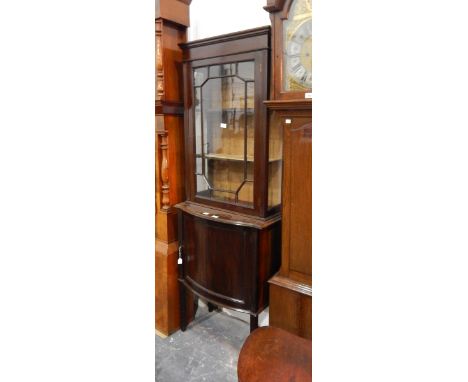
176;26;282;332
265;0;312;340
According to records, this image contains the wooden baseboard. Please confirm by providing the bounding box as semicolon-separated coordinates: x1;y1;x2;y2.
269;274;312;296
155;239;196;335
155;329;168;339
269;275;312;340
155;239;180;335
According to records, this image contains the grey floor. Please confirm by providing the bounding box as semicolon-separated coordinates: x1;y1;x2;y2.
155;304;268;382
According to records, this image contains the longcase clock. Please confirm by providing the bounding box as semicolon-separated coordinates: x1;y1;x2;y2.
265;0;312;340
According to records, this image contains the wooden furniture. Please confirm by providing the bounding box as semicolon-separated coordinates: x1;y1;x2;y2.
155;0;196;336
265;0;312;340
237;326;312;382
176;26;282;332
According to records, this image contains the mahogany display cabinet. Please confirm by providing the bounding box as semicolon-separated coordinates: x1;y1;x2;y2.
175;26;282;332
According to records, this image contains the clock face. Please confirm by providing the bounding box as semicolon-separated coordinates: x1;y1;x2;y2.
285;20;312;89
282;0;312;92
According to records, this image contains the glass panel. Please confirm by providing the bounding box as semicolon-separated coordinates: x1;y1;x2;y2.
209;161;254;206
209;65;221;77
237;164;254;204
195;158;203;175
194;61;255;208
268;112;283;209
194;87;203;156
246;82;255;162
237;61;255;81
196;174;209;195
222;63;237;76
193;67;208;86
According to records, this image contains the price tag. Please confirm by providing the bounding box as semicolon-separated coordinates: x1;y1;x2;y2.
305;92;312;99
220;123;227;129
177;258;182;264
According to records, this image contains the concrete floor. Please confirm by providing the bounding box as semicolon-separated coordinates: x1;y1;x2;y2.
155;303;269;382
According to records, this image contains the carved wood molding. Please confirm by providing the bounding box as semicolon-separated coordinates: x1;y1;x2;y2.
264;99;312;110
175;201;281;229
156;19;164;101
264;0;294;19
156;0;191;27
155;100;184;115
264;0;287;12
180;26;271;51
268;274;312;296
157;129;171;212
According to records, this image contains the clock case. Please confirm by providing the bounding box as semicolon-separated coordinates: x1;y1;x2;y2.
176;26;282;332
264;0;312;340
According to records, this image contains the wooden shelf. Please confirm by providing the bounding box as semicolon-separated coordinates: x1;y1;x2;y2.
196;153;281;162
204;108;255;113
206;153;253;161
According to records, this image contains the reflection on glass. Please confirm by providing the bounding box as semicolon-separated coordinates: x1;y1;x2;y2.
193;61;255;207
193;67;208;86
268;112;283;209
238;61;255;81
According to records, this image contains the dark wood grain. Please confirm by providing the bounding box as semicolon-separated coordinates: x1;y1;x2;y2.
178;209;281;317
237;326;312;382
175;201;280;229
155;100;184;115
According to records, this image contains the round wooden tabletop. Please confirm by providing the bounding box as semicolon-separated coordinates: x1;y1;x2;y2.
237;326;312;382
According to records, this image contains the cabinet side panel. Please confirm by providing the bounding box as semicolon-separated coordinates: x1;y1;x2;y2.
257;222;281;312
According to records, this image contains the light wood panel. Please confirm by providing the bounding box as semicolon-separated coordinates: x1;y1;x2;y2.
266;101;312;339
155;0;194;336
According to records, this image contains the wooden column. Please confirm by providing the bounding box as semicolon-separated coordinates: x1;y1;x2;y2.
155;0;193;336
